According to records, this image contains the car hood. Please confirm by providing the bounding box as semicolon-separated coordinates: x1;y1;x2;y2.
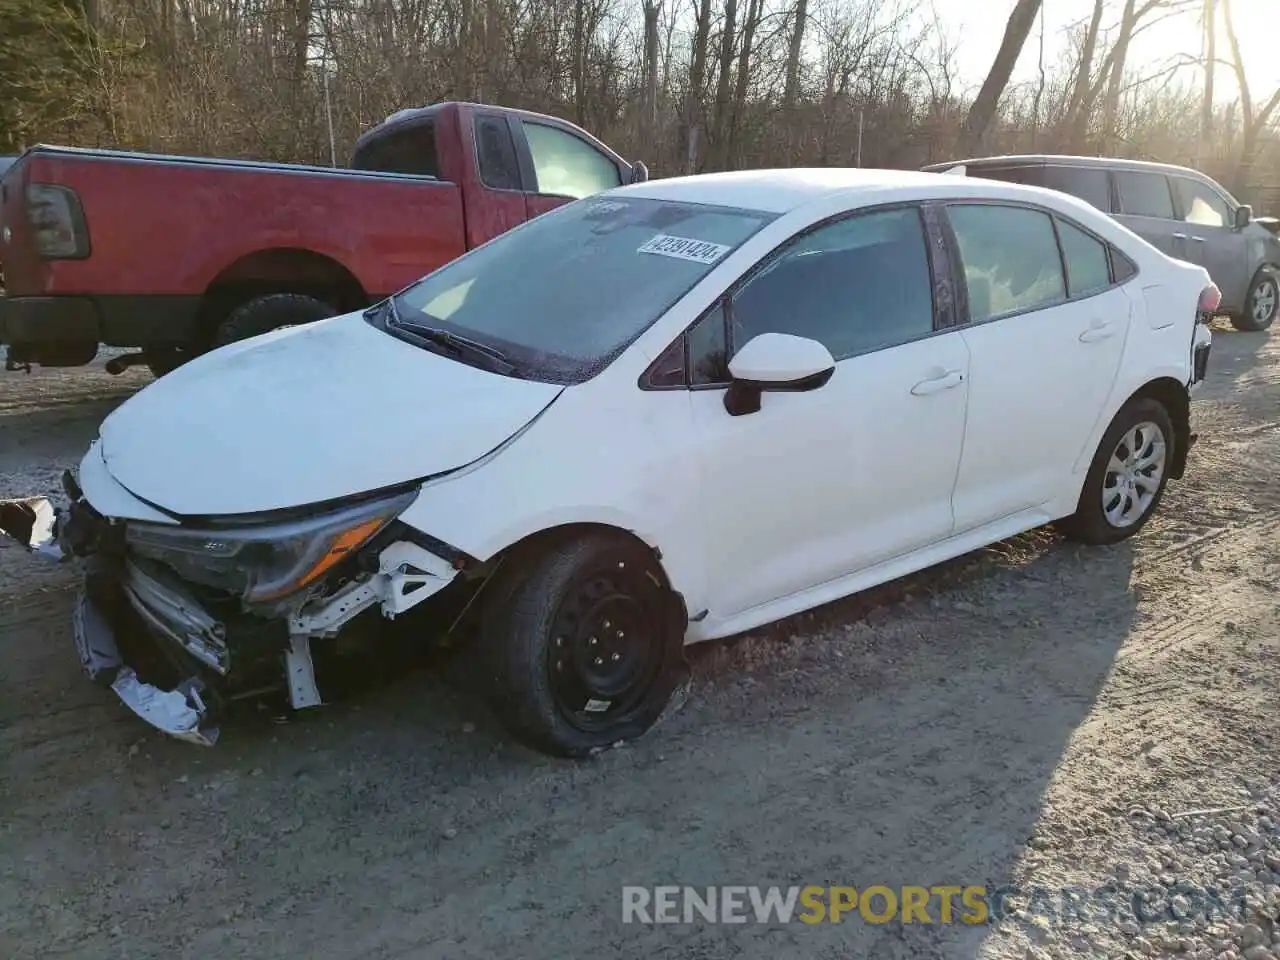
98;313;563;517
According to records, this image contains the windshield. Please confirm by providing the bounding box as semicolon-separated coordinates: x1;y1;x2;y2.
383;196;775;383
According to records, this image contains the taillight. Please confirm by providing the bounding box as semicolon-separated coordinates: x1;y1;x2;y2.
1197;282;1222;320
25;183;89;259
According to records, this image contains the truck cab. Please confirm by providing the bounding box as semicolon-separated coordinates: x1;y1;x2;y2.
0;102;646;374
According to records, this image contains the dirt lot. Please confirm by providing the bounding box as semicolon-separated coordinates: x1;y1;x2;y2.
1;331;1279;960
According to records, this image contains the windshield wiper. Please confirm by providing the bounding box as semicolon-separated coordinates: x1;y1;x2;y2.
387;311;516;376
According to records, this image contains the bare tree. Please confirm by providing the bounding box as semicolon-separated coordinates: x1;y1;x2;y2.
960;0;1042;153
1222;0;1280;193
1066;0;1104;150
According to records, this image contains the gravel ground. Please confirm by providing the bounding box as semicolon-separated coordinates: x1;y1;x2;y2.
0;324;1278;960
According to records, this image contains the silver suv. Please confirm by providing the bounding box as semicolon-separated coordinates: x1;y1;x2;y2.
923;155;1280;332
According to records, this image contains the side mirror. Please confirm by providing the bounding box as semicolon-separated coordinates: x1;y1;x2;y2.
1236;204;1253;229
630;161;649;184
723;333;835;416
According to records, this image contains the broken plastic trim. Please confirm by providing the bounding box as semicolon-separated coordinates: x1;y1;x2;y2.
74;580;220;746
0;496;63;560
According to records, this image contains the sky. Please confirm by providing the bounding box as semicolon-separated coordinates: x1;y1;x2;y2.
940;0;1278;104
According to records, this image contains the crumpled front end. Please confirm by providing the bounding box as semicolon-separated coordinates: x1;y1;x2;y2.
1;469;468;747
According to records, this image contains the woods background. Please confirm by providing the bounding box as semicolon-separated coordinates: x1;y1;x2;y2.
2;0;1277;209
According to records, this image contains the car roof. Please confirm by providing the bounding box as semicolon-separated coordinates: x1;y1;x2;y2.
620;167;1012;214
923;153;1207;178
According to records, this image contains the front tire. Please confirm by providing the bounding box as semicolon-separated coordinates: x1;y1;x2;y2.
1231;269;1278;332
479;534;686;757
1059;398;1175;545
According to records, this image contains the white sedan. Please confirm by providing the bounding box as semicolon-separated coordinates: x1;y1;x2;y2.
2;169;1217;755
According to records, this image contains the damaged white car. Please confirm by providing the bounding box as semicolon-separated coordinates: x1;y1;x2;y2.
2;169;1216;756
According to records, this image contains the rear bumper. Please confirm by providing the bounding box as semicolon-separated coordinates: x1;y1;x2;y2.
0;294;202;352
0;295;99;343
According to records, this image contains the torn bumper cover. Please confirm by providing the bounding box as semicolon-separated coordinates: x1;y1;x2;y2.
1;473;463;747
74;582;220;746
2;485;225;745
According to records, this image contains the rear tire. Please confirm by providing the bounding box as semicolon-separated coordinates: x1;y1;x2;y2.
478;534;686;757
1059;398;1175;546
1231;269;1278;332
213;293;337;347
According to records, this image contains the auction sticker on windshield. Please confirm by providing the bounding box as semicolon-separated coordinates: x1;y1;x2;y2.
637;234;732;264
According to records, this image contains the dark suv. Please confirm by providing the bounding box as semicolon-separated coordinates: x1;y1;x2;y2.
923;155;1280;331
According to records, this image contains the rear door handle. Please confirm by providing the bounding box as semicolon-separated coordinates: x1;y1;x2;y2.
1190;236;1205;243
910;370;964;395
1079;320;1116;343
1172;232;1188;240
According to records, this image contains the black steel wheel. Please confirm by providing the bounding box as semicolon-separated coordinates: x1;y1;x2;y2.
480;533;685;757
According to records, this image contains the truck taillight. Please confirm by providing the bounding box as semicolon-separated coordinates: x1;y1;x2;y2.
25;183;89;259
1197;282;1222;320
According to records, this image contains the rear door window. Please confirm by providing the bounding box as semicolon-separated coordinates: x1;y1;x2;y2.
947;204;1066;322
1115;171;1175;219
1040;166;1112;211
474;116;522;190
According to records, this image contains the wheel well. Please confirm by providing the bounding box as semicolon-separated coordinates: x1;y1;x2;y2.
486;523;688;625
1126;376;1190;479
199;248;368;338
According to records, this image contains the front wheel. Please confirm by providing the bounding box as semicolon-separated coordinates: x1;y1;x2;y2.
1231;270;1278;332
479;534;686;757
1059;398;1175;545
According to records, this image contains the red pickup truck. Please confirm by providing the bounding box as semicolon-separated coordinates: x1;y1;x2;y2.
0;102;645;375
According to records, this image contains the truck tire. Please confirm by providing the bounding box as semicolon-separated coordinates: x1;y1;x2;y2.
1231;268;1278;332
214;293;337;347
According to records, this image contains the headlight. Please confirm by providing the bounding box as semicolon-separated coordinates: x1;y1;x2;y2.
125;490;417;603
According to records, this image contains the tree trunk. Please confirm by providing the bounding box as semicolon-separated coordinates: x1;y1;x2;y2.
781;0;808;160
727;0;761;170
1200;0;1216;154
1100;0;1138;152
683;0;712;173
709;0;737;170
960;0;1042;153
641;0;660;144
572;0;586;125
1066;0;1104;150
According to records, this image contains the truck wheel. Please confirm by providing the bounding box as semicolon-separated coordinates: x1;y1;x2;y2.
1231;269;1278;332
214;293;337;347
479;533;686;757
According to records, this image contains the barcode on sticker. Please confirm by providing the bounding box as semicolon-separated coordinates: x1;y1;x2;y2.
584;699;612;713
590;200;627;214
637;234;731;264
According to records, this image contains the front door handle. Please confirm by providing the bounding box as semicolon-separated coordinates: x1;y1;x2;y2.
1079;320;1116;343
1190;236;1205;243
1172;232;1188;240
910;369;964;395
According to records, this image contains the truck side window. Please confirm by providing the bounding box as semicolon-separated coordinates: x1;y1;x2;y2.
350;123;440;178
523;122;622;200
475;118;521;190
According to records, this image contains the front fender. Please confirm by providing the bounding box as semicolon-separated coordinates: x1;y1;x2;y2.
397;490;707;618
